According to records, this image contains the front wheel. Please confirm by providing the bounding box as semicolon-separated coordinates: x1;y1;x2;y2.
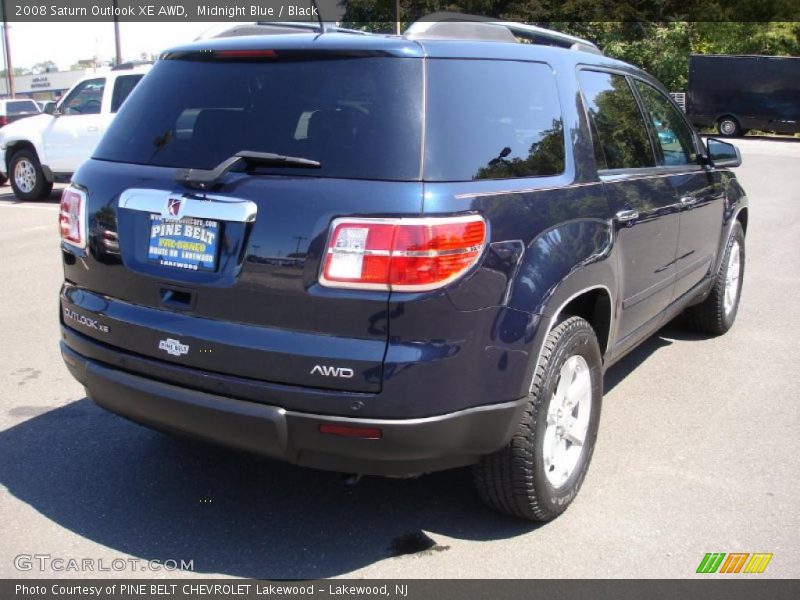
473;316;603;521
684;222;745;335
9;149;53;201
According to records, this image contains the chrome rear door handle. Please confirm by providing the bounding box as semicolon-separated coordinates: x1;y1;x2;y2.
615;209;639;223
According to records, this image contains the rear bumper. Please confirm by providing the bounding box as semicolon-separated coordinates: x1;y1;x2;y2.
61;342;526;477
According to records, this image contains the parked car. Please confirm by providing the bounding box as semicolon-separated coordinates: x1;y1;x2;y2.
0;64;150;200
0;99;41;185
58;17;747;521
0;98;41;128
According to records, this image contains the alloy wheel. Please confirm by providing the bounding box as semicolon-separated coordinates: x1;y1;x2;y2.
724;240;741;316
542;354;592;488
14;158;37;194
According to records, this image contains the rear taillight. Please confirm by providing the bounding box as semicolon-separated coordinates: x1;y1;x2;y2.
59;186;86;249
0;115;7;127
320;215;487;291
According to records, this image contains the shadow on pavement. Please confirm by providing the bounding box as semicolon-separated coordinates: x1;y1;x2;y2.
604;320;711;394
741;135;800;143
700;134;800;144
0;185;62;205
0;397;539;578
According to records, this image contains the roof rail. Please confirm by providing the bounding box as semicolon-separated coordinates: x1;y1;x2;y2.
405;12;602;55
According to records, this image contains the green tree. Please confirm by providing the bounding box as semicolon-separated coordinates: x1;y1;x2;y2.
340;2;800;92
0;67;31;77
31;61;58;74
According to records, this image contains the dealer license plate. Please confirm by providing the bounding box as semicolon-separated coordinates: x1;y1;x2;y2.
148;214;220;271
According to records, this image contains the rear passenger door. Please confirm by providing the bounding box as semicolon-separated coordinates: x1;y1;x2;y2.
578;69;681;346
631;78;724;300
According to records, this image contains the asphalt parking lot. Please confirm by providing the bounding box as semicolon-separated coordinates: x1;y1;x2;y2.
0;137;798;579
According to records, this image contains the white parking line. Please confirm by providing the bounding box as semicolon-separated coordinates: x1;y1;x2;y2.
0;202;59;211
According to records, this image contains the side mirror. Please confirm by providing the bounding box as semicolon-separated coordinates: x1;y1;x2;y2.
706;138;741;168
44;103;58;116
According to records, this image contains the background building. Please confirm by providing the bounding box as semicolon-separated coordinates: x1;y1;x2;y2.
0;68;107;101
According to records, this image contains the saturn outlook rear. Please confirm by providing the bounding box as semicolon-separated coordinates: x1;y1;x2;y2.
61;33;533;473
62;26;734;521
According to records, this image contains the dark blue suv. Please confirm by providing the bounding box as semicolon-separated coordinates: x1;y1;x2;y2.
58;19;748;521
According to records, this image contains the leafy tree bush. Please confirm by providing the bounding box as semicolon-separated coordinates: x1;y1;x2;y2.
340;2;800;91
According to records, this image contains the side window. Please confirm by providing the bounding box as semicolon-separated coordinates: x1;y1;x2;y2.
633;80;696;166
61;78;105;115
578;70;655;170
425;60;565;181
111;75;144;113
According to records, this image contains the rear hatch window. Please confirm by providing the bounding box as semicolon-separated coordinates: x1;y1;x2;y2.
94;54;423;181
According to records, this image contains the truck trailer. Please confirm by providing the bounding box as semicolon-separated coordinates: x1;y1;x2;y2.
687;54;800;137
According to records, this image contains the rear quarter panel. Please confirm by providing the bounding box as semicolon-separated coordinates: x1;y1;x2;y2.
380;54;616;411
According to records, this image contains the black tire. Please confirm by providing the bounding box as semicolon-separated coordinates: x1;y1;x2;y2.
473;316;603;521
0;175;7;186
684;222;745;335
717;116;741;137
9;149;53;201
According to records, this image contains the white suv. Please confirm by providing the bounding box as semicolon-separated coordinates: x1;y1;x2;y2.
0;64;150;200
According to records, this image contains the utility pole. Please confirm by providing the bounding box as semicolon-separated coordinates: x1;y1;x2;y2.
1;0;14;97
395;0;401;35
112;0;122;65
292;235;307;255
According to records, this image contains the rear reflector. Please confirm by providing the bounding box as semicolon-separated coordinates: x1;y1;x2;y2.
59;186;87;249
320;215;487;292
319;424;383;439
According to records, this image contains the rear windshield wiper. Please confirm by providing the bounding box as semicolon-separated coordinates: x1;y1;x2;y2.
174;150;321;187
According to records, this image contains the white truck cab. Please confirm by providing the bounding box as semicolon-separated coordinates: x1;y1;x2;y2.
0;63;151;200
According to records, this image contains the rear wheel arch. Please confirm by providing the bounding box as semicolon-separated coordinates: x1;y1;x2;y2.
736;207;748;235
529;284;614;394
559;287;613;357
6;140;40;171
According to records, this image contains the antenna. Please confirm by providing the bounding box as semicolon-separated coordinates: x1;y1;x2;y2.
310;0;326;34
